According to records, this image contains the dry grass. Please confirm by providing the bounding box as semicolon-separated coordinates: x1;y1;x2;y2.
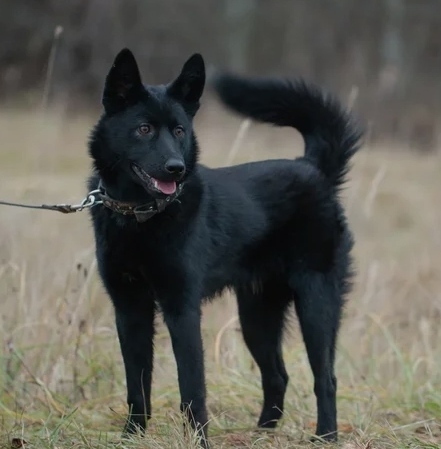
0;103;440;449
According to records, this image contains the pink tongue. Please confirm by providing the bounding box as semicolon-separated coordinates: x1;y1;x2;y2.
155;179;177;195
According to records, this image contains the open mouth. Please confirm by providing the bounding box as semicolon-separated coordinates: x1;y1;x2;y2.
132;164;177;195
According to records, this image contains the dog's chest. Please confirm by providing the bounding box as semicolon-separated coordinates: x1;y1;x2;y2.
100;224;183;280
111;242;172;277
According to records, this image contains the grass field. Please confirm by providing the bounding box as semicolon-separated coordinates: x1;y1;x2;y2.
0;103;440;448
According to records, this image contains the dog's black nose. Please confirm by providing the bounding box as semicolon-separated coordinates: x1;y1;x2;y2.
165;159;185;175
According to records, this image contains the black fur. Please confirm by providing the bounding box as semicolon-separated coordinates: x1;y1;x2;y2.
88;49;362;447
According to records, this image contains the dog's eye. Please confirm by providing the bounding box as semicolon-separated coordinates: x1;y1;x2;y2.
174;125;185;138
138;124;153;135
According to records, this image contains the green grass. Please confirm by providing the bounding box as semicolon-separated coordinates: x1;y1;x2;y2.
0;106;441;448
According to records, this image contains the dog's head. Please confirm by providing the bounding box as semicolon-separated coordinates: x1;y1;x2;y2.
90;48;205;199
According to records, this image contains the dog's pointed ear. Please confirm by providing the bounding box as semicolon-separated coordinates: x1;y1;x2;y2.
168;53;205;115
102;48;143;114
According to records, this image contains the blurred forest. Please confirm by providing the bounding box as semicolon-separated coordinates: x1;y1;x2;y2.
1;0;440;150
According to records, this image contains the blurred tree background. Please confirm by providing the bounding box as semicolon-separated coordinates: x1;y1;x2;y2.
0;0;440;150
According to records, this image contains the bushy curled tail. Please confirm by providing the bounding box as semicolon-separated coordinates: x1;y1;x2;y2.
213;73;362;188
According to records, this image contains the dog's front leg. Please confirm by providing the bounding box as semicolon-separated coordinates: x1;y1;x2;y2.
113;296;155;436
163;306;208;448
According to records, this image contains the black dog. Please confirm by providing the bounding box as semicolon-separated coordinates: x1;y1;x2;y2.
87;49;361;447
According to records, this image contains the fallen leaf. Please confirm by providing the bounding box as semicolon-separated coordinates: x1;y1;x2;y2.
339;423;356;433
305;421;355;434
224;433;250;446
305;420;317;430
11;438;27;449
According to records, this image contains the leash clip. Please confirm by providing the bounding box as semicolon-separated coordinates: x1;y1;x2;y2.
41;188;104;214
75;189;103;211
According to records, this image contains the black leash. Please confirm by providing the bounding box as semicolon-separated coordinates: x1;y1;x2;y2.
0;189;103;214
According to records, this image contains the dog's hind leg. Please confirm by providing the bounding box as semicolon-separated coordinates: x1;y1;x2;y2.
289;271;342;442
235;282;290;429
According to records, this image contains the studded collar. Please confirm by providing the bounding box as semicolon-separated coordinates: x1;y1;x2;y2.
98;181;183;223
